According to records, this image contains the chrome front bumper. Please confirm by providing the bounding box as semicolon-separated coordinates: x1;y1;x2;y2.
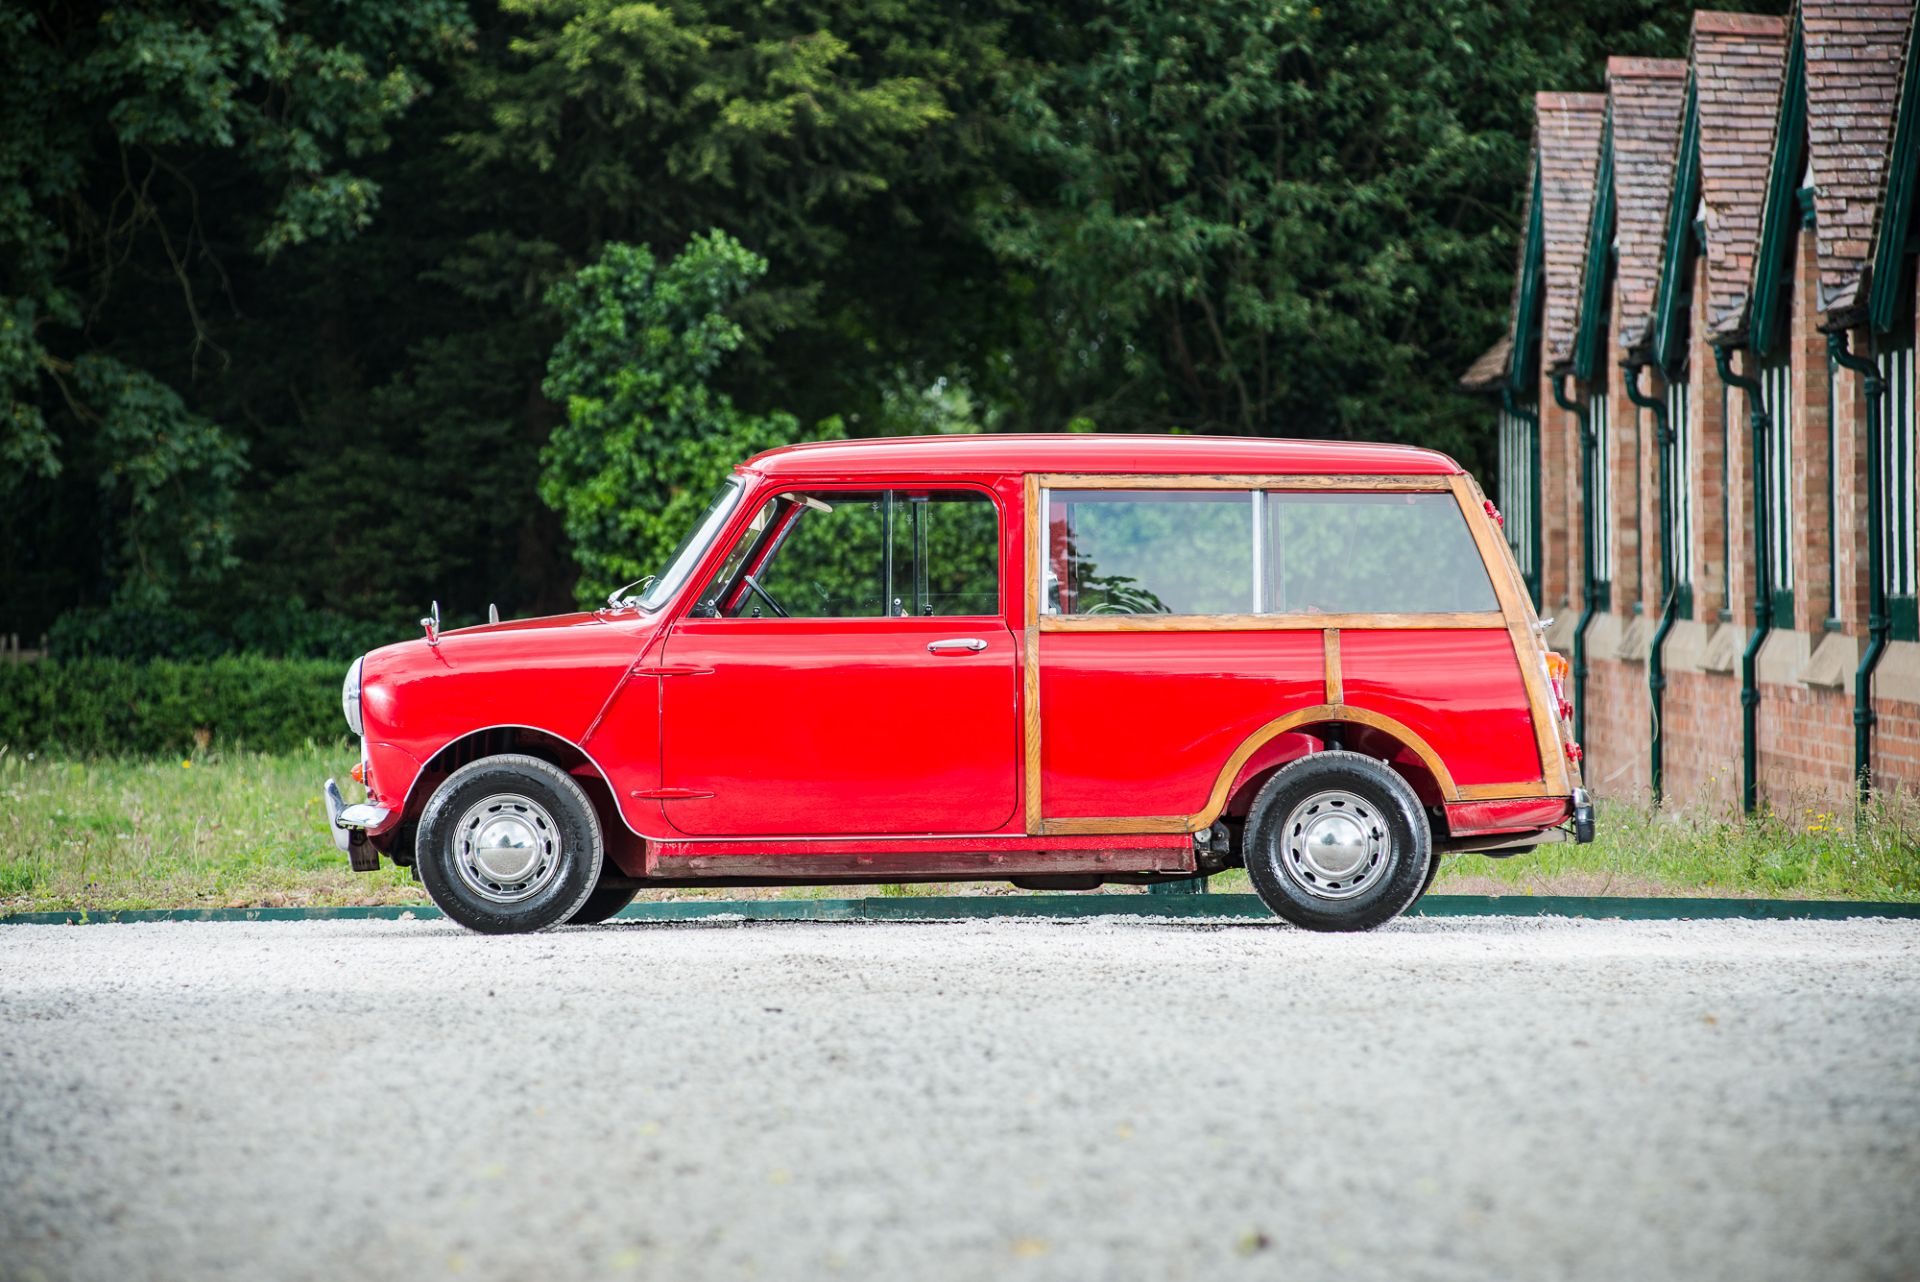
324;778;392;870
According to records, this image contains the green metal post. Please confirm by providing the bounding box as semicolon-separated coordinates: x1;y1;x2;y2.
1552;373;1596;749
1623;360;1675;806
1828;330;1888;800
1714;344;1771;815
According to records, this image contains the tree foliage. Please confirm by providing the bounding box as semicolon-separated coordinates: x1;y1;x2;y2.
1;0;1787;646
540;232;840;602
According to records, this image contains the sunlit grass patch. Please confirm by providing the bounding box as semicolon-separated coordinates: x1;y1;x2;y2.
1430;790;1920;902
2;745;1916;911
0;744;424;911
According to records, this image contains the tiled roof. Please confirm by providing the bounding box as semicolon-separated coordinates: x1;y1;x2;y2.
1695;11;1793;338
1802;0;1914;317
1537;92;1609;367
1459;332;1512;392
1606;58;1690;353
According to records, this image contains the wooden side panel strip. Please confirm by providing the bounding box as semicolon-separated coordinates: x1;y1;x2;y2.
1324;629;1342;704
1447;474;1570;796
1030;473;1455;492
1037;611;1505;634
1023;473;1044;836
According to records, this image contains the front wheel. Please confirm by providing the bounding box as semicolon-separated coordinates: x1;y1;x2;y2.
416;754;605;934
567;882;640;926
1243;751;1431;932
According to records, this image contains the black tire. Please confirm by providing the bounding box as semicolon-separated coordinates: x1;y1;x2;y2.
567;882;640;926
1243;751;1431;932
416;754;604;935
1418;848;1443;900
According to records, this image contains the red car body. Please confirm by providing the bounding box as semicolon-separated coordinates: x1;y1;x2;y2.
334;435;1589;892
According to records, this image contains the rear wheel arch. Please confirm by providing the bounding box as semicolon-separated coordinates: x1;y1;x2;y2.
1216;711;1454;824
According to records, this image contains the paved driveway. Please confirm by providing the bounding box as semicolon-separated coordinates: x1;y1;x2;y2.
2;915;1917;1281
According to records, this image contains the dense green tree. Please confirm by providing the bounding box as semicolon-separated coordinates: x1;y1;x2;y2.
979;0;1784;456
540;232;841;602
1;0;1791;648
1;1;469;626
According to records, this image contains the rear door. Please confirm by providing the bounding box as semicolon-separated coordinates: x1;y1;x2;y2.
659;486;1017;836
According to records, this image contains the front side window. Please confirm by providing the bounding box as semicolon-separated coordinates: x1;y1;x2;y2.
701;489;999;619
1043;486;1497;617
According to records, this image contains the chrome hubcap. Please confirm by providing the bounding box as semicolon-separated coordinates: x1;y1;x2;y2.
452;793;561;904
1279;788;1391;901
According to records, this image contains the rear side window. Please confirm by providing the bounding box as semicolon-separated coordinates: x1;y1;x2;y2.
1047;491;1253;615
1269;493;1498;614
1043;487;1497;617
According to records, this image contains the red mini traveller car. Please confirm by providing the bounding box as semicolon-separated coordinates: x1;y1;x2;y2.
325;435;1593;933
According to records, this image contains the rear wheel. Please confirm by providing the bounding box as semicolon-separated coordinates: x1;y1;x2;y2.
416;754;604;935
1243;751;1431;932
1418;849;1443;899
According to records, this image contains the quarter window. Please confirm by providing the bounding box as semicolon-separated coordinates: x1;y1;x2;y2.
1267;492;1498;615
1042;487;1498;617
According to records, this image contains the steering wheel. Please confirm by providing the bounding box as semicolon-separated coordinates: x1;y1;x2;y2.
740;573;789;618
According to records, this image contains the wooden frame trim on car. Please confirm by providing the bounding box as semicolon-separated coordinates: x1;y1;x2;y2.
1030;472;1457;492
1037;703;1563;836
1037;611;1506;633
1020;471;1567;837
1445;472;1575;800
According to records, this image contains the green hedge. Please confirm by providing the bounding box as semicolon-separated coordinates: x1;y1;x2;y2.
0;658;346;756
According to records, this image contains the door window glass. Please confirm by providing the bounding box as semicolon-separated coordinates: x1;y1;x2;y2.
708;489;999;618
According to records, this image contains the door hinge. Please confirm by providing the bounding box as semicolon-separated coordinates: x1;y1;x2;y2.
630;787;716;800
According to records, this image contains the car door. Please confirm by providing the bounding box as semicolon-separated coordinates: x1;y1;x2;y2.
658;486;1018;837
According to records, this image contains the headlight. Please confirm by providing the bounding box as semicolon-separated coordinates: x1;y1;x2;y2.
342;656;365;736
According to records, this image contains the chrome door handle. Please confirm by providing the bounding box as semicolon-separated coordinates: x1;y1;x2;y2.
927;638;989;654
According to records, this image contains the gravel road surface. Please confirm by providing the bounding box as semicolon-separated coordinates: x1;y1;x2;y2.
3;915;1918;1282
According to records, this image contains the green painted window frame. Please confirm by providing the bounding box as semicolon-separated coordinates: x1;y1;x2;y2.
1881;320;1918;642
1759;344;1795;630
1497;395;1542;605
1667;374;1694;620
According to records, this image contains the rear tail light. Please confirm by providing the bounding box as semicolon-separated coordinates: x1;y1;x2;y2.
1483;499;1504;528
1545;651;1572;720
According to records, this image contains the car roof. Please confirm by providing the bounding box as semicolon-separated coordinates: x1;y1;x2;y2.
742;433;1463;479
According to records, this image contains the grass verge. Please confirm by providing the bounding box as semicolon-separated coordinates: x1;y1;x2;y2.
2;746;1916;912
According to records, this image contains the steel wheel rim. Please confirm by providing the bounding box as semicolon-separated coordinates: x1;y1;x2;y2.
1277;788;1391;901
452;792;562;904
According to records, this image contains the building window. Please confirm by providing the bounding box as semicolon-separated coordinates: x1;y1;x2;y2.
1881;328;1918;640
1590;386;1613;598
1666;374;1693;618
1498;400;1539;601
1759;350;1795;627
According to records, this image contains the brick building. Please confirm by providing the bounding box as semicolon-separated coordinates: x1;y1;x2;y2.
1465;1;1920;811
